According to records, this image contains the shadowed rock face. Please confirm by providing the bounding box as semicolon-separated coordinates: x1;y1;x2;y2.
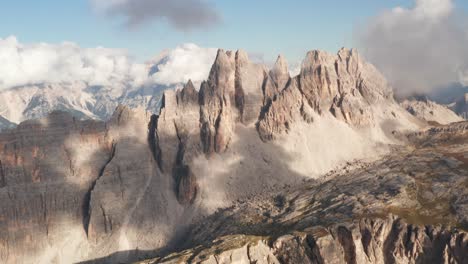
0;48;459;263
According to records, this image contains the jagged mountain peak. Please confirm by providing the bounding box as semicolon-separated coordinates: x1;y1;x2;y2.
273;54;288;71
176;80;199;105
269;54;290;89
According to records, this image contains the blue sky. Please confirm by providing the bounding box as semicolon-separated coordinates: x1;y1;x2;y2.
0;0;467;63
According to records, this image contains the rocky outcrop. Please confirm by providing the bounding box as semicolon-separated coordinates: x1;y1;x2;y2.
149;217;468;264
402;98;463;125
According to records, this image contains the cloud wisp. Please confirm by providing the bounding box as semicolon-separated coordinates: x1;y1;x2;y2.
91;0;221;31
0;36;217;90
358;0;468;96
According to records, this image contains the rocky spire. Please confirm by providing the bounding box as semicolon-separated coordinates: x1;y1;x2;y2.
177;79;199;105
269;55;290;91
199;49;236;154
207;49;236;96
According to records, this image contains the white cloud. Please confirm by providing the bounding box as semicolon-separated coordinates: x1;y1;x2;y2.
358;0;468;96
0;36;217;90
0;36;148;89
90;0;221;31
149;43;217;86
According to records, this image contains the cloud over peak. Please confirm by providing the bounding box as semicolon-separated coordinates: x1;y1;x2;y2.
0;36;217;90
0;36;147;89
150;43;217;85
358;0;468;96
91;0;221;31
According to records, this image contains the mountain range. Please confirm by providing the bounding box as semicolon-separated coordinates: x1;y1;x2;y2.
0;48;467;264
0;50;188;130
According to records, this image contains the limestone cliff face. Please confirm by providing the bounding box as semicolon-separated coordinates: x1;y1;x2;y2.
0;48;434;263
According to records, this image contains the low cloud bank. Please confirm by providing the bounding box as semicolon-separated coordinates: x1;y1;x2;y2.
358;0;468;96
0;36;217;90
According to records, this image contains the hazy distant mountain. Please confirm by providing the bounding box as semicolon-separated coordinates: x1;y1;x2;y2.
401;98;463;125
0;82;170;130
0;55;186;130
425;83;468;119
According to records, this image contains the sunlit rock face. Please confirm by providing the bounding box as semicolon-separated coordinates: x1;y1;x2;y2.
0;48;445;263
